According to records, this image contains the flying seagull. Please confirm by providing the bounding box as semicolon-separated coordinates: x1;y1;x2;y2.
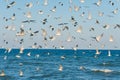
91;33;104;42
7;1;16;9
22;20;35;23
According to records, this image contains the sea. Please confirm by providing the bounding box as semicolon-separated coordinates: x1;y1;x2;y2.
0;49;120;80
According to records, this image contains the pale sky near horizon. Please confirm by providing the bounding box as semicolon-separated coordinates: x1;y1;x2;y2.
0;0;120;49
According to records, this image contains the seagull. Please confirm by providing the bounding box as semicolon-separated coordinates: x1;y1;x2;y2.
59;2;63;6
109;1;114;6
7;1;16;9
56;29;61;36
95;49;100;55
94;0;102;6
5;48;11;53
19;39;24;44
88;44;92;48
71;16;75;22
41;29;47;37
49;25;54;31
109;35;113;42
89;27;95;31
80;12;85;17
44;37;47;41
22;20;35;23
69;6;72;12
27;52;31;57
49;36;56;41
5;25;16;31
19;70;23;77
74;5;80;12
101;44;105;48
80;0;85;3
36;67;40;71
103;24;110;29
61;56;65;59
79;37;86;41
44;0;48;6
29;31;38;36
73;47;77;51
58;23;68;25
108;50;111;56
34;31;39;34
62;26;69;31
19;63;23;66
10;13;16;20
67;36;72;42
91;33;104;42
47;52;50;55
112;8;118;14
16;54;21;58
16;28;25;36
26;2;33;8
50;6;56;12
60;46;65;49
98;11;104;16
74;21;78;27
58;65;63;71
96;20;100;24
35;54;40;58
4;56;7;60
76;26;82;33
38;10;44;15
3;17;9;22
32;45;36;49
20;46;24;53
88;12;92;20
114;24;120;29
80;66;86;70
41;18;47;25
25;11;32;18
0;70;5;77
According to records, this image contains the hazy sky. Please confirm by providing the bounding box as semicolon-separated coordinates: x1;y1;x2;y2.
0;0;120;49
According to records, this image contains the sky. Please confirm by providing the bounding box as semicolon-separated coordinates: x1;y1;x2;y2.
0;0;120;49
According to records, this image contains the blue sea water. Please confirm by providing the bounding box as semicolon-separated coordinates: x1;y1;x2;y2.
0;49;120;80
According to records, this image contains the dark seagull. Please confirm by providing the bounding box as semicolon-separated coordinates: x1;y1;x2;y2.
22;20;36;23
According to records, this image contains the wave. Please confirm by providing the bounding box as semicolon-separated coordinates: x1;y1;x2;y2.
91;69;113;73
81;66;120;74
